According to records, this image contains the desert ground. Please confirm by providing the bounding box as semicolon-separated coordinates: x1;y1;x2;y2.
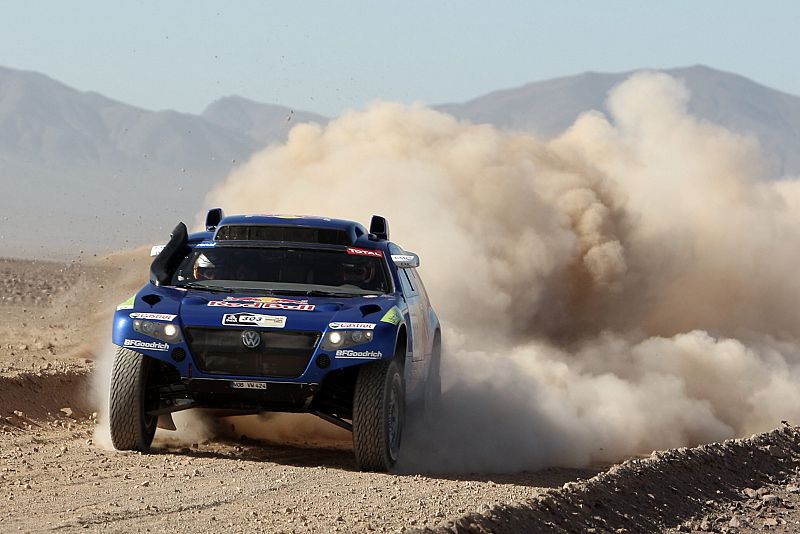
3;256;800;533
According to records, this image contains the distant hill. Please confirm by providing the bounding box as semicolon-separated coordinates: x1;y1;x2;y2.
1;64;799;258
202;95;327;146
0;66;323;257
436;65;800;177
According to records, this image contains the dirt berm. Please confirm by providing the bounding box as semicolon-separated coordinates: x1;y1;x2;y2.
423;425;800;533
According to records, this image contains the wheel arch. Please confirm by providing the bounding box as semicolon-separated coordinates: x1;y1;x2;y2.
394;324;408;368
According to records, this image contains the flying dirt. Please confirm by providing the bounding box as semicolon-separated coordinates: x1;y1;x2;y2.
202;71;800;473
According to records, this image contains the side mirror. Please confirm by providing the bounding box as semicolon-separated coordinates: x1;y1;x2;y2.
369;215;389;240
391;252;420;269
205;207;225;231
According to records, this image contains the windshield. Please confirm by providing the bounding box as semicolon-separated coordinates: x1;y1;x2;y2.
172;246;390;295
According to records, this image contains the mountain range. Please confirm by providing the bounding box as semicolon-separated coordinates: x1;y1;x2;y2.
1;64;798;257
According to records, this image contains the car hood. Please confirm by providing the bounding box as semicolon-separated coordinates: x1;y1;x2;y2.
171;290;397;330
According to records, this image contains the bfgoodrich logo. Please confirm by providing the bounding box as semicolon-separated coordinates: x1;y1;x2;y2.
335;349;382;359
123;339;169;351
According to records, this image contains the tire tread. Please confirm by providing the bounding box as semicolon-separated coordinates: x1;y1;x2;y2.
109;347;153;451
352;360;397;471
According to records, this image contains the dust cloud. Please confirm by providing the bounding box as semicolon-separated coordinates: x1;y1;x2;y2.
202;71;800;472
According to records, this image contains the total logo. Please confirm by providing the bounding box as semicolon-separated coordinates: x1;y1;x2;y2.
123;339;169;352
208;296;315;311
222;313;286;328
335;349;383;359
346;247;383;258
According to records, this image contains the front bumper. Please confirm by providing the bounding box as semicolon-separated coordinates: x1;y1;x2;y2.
183;378;318;412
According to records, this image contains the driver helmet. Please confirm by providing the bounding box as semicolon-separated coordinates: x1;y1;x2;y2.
342;262;374;285
193;253;221;280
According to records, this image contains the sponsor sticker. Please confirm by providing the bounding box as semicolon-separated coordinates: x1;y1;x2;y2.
195;241;216;248
335;349;383;359
208;296;315;311
329;322;376;330
123;339;169;352
391;254;417;267
231;381;268;390
223;313;286;328
116;295;135;310
380;306;402;325
346;247;383;258
130;312;177;322
225;296;305;304
209;301;315;311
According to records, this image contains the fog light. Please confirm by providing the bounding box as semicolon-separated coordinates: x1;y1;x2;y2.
171;347;186;362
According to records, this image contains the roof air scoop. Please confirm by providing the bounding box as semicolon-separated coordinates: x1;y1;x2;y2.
369;215;389;240
150;222;189;286
205;208;225;231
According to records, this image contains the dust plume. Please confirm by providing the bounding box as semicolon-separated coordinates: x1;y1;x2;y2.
219;413;351;450
203;71;800;472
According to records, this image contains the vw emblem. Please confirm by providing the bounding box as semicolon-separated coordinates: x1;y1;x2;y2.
241;330;261;349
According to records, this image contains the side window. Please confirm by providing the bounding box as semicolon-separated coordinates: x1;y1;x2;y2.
389;242;417;297
410;269;429;302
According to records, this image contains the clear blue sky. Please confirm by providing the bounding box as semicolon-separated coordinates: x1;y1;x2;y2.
1;1;798;116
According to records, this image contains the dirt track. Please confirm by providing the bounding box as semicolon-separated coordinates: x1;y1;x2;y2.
0;371;596;533
3;257;800;533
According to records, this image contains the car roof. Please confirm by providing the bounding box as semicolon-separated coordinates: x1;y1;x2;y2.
187;213;389;250
218;214;366;233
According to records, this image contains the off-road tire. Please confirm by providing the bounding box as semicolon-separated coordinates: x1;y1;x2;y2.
109;347;158;451
352;359;405;472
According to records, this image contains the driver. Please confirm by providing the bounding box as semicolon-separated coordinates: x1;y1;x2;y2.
193;253;223;280
341;261;376;287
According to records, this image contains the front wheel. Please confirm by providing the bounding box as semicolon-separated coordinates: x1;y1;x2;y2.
352;359;405;472
109;347;158;451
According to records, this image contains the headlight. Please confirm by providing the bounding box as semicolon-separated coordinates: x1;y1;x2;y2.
132;319;182;343
321;330;374;350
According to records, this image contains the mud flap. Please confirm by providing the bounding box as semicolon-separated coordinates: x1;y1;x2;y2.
157;413;176;431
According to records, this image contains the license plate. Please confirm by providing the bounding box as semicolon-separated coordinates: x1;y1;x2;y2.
230;381;267;390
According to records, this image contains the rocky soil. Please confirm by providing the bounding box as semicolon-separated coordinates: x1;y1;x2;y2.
424;425;800;533
2;256;800;533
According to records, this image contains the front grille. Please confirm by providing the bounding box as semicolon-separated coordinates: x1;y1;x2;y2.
185;328;320;378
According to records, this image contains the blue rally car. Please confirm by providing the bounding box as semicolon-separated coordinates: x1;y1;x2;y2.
109;209;440;471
